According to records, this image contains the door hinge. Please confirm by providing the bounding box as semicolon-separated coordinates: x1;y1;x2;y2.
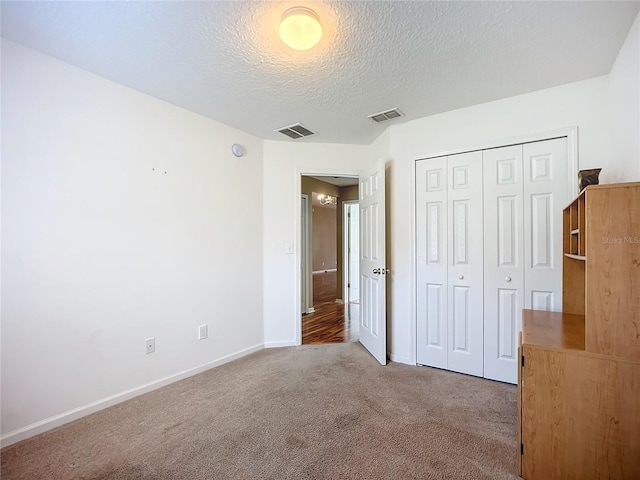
347;283;350;288
521;443;524;455
521;355;525;367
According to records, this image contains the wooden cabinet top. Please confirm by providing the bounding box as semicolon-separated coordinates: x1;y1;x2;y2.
564;181;640;209
522;309;585;351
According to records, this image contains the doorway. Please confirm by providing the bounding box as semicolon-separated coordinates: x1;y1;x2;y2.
301;175;359;344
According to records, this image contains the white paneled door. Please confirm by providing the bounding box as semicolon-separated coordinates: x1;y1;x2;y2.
483;138;567;382
417;137;568;384
416;152;484;377
416;157;448;369
523;138;567;312
483;145;525;383
359;159;387;365
446;152;484;376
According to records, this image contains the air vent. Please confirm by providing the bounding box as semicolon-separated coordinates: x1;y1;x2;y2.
276;123;316;139
368;108;403;123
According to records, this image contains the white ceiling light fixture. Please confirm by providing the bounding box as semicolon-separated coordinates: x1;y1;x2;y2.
279;7;322;50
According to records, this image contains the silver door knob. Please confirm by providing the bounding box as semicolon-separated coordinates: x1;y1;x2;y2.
505;276;512;282
458;275;464;279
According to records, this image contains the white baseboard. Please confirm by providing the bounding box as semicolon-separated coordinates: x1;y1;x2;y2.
0;343;264;448
334;299;344;304
307;307;315;314
264;340;299;348
389;352;414;365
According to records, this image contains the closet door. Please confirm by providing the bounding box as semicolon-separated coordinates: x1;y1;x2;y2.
417;138;568;383
483;145;525;383
416;157;448;368
523;138;568;311
446;152;484;377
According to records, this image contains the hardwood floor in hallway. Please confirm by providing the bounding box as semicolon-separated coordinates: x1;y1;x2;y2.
302;271;359;345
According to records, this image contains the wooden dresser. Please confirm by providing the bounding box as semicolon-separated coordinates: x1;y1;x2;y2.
517;182;640;479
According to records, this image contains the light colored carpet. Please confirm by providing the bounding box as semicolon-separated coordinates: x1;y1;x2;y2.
1;343;518;479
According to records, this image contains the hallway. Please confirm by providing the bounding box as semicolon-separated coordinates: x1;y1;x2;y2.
302;271;359;344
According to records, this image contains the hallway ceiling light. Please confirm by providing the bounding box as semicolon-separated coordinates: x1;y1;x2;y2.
279;7;322;50
318;194;337;206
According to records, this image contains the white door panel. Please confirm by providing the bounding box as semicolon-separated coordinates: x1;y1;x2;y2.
416;158;448;368
446;151;483;377
483;145;524;383
523;138;567;312
359;159;386;365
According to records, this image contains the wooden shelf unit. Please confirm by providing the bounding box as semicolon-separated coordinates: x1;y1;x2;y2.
518;182;640;480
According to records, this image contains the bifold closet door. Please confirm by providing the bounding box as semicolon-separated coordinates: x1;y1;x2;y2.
416;152;483;377
522;138;567;312
483;138;568;383
483;145;525;383
418;137;568;383
416;157;448;369
446;152;484;377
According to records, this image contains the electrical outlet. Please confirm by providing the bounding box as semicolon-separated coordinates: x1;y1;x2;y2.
198;324;208;340
145;337;155;354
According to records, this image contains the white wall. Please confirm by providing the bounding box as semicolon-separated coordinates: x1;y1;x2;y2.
608;12;640;181
262;141;368;347
385;76;613;364
1;40;264;445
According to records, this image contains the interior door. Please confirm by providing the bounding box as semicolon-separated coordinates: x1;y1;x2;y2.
523;137;567;311
446;151;484;377
359;159;387;365
416;152;484;376
416;157;448;368
483;145;525;383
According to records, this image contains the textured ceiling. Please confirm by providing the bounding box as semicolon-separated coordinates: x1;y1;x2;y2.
2;1;639;145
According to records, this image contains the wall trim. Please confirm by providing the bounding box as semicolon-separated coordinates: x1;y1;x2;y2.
0;343;264;448
389;352;413;365
264;340;298;348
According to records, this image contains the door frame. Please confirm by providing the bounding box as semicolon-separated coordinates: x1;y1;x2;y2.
342;200;359;304
411;126;579;365
295;169;359;346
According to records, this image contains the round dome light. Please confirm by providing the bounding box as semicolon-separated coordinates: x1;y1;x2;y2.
279;7;322;51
